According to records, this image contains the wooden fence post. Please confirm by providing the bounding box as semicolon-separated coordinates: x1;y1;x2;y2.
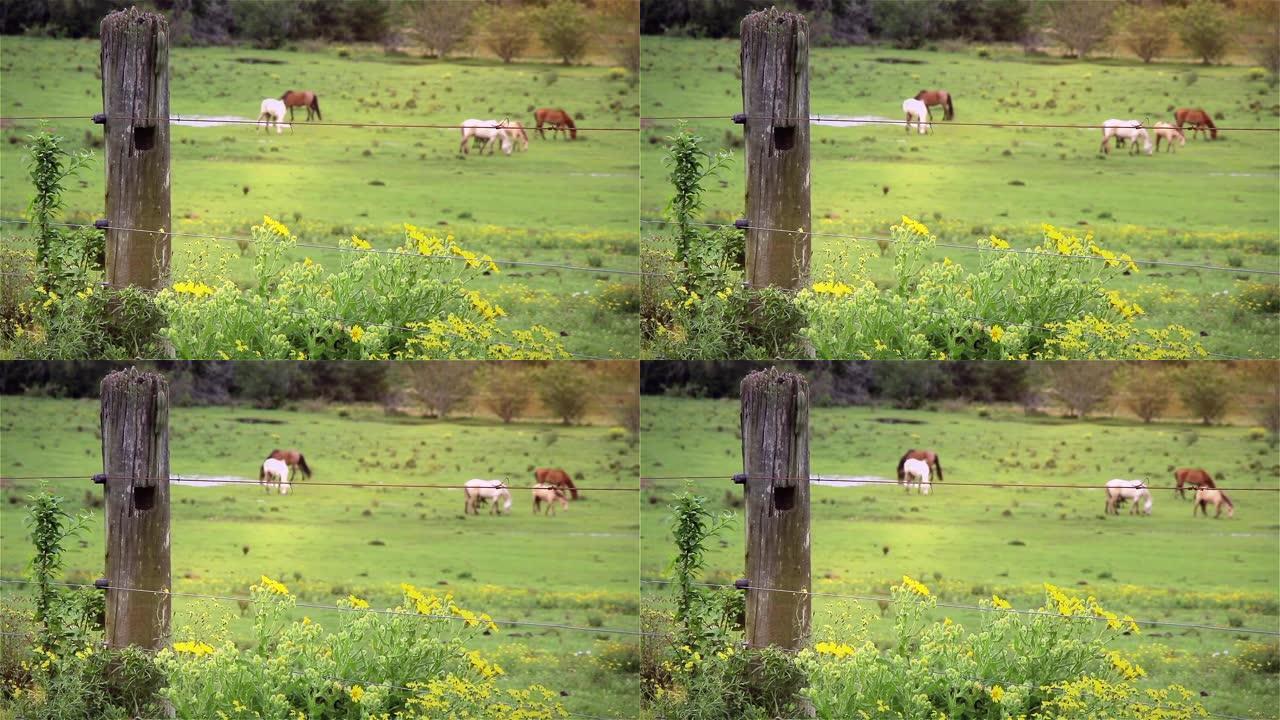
100;367;171;650
740;8;811;291
100;7;171;291
739;367;811;651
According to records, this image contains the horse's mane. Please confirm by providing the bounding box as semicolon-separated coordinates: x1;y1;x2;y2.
895;451;912;480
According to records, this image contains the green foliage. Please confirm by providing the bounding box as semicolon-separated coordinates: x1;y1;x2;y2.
1118;362;1170;423
797;219;1206;360
1175;0;1234;65
800;579;1207;719
23;486;93;652
1048;0;1115;58
475;2;532;64
156;219;566;359
480;362;532;423
536;362;591;424
232;0;303;50
537;0;591;65
667;491;735;647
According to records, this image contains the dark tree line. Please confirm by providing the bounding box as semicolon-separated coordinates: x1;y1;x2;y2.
640;361;1029;407
641;0;1033;47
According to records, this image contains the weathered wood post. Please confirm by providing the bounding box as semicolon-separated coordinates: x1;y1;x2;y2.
99;367;171;650
739;8;811;291
100;7;171;290
739;367;811;651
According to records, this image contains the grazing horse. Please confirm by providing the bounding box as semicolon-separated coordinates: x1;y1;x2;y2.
1193;487;1234;518
1153;122;1186;153
896;449;944;485
914;89;954;121
534;467;578;500
259;458;291;495
532;484;569;516
902;98;931;135
258;98;287;134
1174;108;1217;140
504;121;530;151
459;119;512;156
1104;479;1151;515
902;458;932;495
1100;119;1152;155
1173;467;1215;499
267;449;311;483
280;90;321;122
534;108;577;140
464;479;512;515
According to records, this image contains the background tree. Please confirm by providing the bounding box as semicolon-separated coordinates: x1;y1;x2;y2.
1177;363;1234;425
474;1;532;64
480;363;531;423
232;0;303;50
1048;0;1115;59
1047;362;1116;418
1118;362;1170;423
1112;2;1171;63
411;0;475;59
1175;0;1233;65
1238;0;1280;76
598;0;641;73
403;362;475;419
537;0;591;65
537;363;591;425
872;0;948;50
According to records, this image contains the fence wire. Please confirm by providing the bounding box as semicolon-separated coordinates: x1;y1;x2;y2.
639;579;1280;637
640;114;1280;134
640;474;1280;493
1;114;640;133
0;473;639;493
0;578;647;638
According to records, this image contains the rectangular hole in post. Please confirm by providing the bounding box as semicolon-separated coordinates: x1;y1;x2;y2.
773;485;795;512
773;125;795;152
133;126;156;152
133;486;156;511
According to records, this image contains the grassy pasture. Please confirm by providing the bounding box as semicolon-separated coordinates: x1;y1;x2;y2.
0;37;640;357
0;395;641;718
640;38;1280;358
640;394;1280;718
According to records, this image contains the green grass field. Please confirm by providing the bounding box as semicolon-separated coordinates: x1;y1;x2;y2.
640;394;1280;718
0;395;641;718
640;38;1280;358
0;37;640;357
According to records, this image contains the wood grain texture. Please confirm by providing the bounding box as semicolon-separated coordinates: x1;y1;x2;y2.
101;7;171;290
740;367;810;651
740;8;810;290
100;367;170;650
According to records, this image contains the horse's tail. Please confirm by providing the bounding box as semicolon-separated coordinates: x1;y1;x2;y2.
895;452;909;482
563;114;577;139
297;454;312;479
311;96;321;121
1204;114;1217;138
933;456;943;482
944;94;954;121
564;476;579;500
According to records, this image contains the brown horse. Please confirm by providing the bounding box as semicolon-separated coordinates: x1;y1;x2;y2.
1174;108;1216;140
1193;487;1234;518
534;108;577;140
1173;467;1214;499
267;448;312;482
914;89;954;121
534;467;578;499
280;90;322;122
896;449;943;484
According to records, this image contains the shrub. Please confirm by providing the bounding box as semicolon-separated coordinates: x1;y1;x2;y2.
156;218;565;360
797;219;1205;360
158;579;564;718
1175;0;1233;65
801;579;1207;719
1113;3;1171;63
474;3;531;64
536;362;591;424
537;0;591;65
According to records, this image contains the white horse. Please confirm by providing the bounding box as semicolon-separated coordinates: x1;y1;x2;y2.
260;457;291;495
532;484;568;516
464;478;513;515
1104;479;1151;515
902;98;931;135
258;98;288;135
459;119;512;156
902;457;932;495
1100;119;1152;155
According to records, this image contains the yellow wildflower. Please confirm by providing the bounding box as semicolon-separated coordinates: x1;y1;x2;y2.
350;325;365;342
900;575;931;598
350;235;372;250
